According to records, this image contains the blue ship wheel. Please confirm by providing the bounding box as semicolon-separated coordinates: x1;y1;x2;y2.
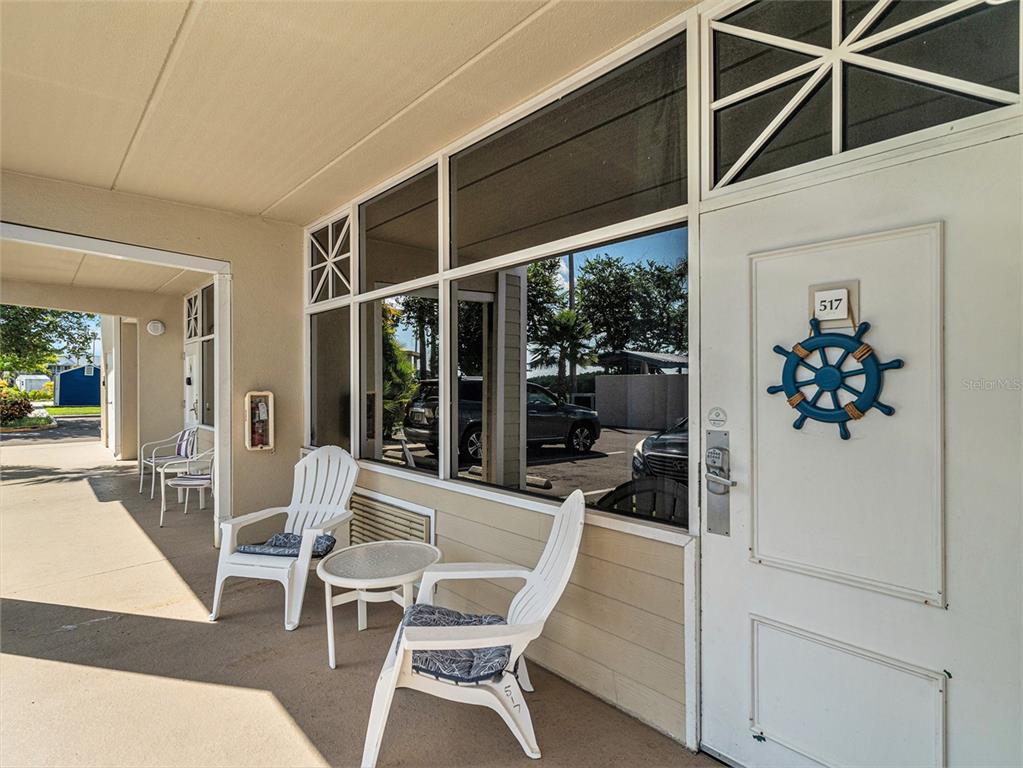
767;318;903;440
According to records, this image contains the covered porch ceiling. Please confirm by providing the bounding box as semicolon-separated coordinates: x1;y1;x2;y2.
0;0;692;227
0;239;210;296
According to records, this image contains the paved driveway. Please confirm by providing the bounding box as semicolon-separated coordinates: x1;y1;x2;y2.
0;415;100;446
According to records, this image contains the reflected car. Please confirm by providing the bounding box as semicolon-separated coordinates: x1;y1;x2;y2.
403;377;601;460
632;417;688;483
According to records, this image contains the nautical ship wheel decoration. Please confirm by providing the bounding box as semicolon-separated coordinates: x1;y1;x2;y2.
767;318;904;440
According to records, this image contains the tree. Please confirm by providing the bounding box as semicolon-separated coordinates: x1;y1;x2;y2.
529;309;596;397
632;259;688;354
576;255;634;356
395;296;438;378
380;305;418;439
0;305;97;378
526;259;566;341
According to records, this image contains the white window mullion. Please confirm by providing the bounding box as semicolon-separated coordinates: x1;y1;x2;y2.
716;61;833;188
311;265;329;302
711;58;825;111
848;0;987;53
437;156;452;481
831;0;842;155
832;55;843;155
843;51;1021;105
329;219;350;260
710;20;830;58
349;203;361;459
841;0;893;47
310;236;329;263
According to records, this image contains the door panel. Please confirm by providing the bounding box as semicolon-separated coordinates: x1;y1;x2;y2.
699;137;1022;767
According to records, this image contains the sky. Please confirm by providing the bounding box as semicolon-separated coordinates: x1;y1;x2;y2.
392;225;689;355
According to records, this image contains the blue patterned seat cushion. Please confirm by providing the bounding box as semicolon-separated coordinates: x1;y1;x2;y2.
236;532;336;558
401;603;511;684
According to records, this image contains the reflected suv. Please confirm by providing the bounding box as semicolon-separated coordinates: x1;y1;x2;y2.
404;377;601;460
632;417;688;483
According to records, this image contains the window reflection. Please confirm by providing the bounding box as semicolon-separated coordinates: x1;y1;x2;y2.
446;226;690;527
360;290;439;475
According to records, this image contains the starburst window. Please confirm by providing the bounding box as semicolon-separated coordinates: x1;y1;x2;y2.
309;216;351;304
708;0;1021;189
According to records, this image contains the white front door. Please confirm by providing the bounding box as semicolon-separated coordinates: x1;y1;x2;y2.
184;342;200;427
699;136;1021;767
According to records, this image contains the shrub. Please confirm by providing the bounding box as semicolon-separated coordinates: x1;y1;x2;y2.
1;388;33;423
28;382;53;401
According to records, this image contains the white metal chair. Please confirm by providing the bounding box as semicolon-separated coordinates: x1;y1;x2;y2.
139;427;197;499
361;489;586;767
159;448;214;527
209;445;358;631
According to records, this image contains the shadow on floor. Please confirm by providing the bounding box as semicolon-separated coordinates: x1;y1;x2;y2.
1;441;713;768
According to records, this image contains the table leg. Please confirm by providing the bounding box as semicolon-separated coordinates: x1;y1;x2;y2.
401;582;413;608
357;592;367;632
325;583;336;669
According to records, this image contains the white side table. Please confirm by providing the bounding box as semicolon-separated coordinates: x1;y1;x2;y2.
316;540;441;669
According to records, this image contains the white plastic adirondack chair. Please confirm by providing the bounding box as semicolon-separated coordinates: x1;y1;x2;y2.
139;427;197;499
209;445;358;631
361;489;586;768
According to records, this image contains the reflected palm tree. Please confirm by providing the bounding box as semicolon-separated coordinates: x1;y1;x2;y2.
530;309;596;397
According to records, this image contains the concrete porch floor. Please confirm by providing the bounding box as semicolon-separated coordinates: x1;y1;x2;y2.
0;436;715;768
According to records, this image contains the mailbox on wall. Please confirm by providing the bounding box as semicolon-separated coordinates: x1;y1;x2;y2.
245;391;274;451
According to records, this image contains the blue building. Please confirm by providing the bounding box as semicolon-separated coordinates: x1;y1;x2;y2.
54;365;100;407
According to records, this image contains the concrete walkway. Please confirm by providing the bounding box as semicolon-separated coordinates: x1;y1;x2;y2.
0;437;714;768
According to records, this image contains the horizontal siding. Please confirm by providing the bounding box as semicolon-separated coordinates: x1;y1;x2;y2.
356;469;687;741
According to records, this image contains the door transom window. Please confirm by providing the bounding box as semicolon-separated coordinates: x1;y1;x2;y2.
708;0;1021;189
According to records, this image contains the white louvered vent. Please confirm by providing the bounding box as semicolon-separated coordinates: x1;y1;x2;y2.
349;493;432;544
299;449;434;544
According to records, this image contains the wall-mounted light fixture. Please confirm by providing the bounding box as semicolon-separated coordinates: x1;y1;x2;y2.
146;319;166;336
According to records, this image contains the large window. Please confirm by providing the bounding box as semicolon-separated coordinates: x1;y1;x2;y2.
360;167;438;292
310;306;351;450
710;0;1020;188
448;226;689;527
450;33;686;266
359;290;439;475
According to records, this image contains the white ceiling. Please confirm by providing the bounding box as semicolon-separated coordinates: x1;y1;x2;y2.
0;0;691;226
0;239;210;296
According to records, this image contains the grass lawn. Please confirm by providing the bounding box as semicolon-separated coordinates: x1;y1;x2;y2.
46;406;101;416
1;416;56;432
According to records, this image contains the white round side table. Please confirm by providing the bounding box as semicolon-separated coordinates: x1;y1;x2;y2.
316;540;441;669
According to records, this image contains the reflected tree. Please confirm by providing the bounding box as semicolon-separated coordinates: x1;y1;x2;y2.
529;309;596;397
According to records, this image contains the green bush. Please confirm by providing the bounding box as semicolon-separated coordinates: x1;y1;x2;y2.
28;382;53;401
1;388;34;424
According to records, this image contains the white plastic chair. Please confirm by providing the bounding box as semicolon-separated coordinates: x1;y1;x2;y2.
209;445;358;631
139;427;197;499
159;448;214;527
361;489;586;767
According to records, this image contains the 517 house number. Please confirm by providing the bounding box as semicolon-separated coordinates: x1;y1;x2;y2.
814;288;849;321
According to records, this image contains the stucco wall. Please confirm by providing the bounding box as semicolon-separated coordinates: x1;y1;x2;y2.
1;171;304;517
357;469;688;740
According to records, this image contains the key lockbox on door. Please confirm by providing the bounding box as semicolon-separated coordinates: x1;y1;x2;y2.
705;430;735;536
